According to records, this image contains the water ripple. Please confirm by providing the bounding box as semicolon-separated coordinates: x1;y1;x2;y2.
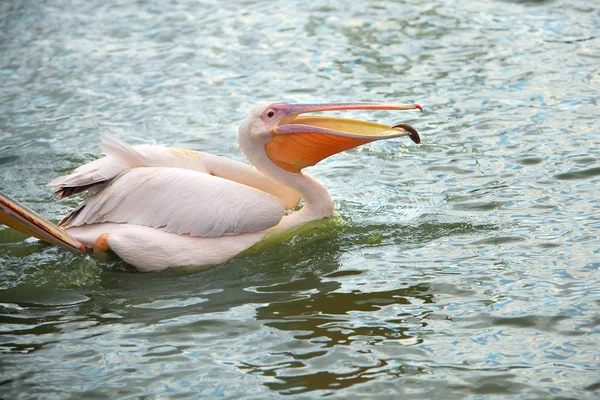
1;0;600;398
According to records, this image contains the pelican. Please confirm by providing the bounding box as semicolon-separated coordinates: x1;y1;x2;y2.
0;102;422;272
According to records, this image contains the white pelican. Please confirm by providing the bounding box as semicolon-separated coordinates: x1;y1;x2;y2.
0;102;422;271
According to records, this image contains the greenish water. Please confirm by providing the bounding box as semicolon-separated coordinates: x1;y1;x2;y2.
1;0;599;398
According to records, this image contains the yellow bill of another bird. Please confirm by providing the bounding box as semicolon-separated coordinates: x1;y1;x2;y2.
0;192;86;253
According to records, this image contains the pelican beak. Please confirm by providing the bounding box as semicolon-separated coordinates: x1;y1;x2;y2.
0;193;86;254
266;102;422;173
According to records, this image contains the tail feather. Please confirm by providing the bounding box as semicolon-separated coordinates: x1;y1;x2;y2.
99;134;149;167
0;192;86;253
49;135;149;199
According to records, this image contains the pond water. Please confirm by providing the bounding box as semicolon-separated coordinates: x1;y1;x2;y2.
1;0;599;398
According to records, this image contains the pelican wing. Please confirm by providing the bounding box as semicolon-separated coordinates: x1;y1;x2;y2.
49;135;203;198
50;135;300;209
60;167;285;237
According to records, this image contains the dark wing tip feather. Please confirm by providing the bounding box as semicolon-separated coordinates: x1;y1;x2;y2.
53;181;108;199
58;203;86;228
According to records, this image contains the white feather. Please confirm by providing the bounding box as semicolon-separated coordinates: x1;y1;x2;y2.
48;135;149;189
49;135;300;208
63;167;285;237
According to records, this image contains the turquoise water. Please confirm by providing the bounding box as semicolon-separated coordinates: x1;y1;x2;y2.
1;0;599;398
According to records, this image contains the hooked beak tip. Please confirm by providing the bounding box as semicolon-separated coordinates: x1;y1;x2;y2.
414;104;423;112
392;123;421;144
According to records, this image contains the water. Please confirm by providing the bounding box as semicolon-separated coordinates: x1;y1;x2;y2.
1;0;599;398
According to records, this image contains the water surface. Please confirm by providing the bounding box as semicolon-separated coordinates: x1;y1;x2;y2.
1;0;599;398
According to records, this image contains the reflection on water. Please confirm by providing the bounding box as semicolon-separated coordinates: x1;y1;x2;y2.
253;282;432;394
1;0;600;398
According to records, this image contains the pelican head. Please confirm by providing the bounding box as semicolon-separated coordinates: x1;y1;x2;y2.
239;102;422;174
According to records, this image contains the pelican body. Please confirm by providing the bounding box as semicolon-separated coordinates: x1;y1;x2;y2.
0;102;422;271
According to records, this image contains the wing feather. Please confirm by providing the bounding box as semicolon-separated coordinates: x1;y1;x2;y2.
50;135;151;198
60;167;285;237
49;135;300;209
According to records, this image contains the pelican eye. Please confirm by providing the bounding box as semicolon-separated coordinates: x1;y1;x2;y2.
267;111;275;118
